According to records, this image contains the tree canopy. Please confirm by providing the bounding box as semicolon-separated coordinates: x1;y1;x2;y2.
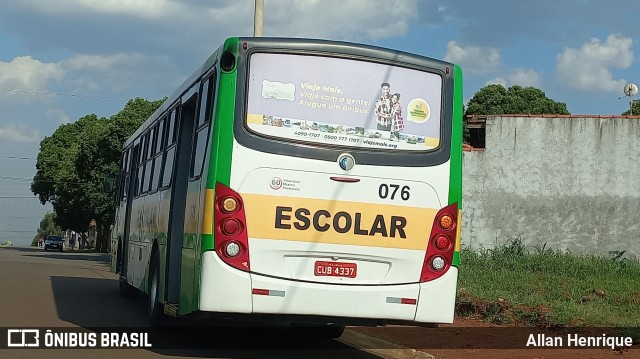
465;84;570;116
31;212;63;246
31;97;164;250
621;99;640;116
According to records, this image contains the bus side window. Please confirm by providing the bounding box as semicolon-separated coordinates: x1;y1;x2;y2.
140;131;152;196
134;138;143;198
150;116;166;192
161;108;178;188
146;124;161;193
120;149;129;202
190;75;214;179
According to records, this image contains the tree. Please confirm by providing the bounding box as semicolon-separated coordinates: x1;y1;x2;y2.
465;84;570;116
31;114;104;232
621;99;640;116
75;98;165;251
31;98;164;251
31;212;63;246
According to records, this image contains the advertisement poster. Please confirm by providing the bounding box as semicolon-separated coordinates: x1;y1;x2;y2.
246;53;443;151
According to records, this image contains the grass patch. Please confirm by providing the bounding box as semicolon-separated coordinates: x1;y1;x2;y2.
456;238;640;327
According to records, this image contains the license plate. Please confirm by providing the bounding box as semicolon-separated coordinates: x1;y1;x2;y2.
314;261;357;278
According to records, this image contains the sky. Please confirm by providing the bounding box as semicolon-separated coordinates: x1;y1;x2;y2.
0;0;638;246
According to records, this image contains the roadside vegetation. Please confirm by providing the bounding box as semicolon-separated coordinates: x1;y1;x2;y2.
455;238;640;328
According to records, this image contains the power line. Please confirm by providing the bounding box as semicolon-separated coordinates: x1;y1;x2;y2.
0;176;87;185
0;154;33;160
0;195;39;199
1;88;127;100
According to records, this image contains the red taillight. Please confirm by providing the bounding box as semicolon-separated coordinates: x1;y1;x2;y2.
420;203;458;282
434;234;451;251
214;183;250;271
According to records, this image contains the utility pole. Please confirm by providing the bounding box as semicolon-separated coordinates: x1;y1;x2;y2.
624;83;638;115
254;0;264;37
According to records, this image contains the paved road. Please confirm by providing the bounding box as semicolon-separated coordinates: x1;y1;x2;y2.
0;246;401;359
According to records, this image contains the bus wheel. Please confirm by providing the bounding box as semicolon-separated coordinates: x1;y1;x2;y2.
148;253;167;326
118;276;137;299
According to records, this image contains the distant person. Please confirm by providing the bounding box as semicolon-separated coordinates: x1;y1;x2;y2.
81;233;88;250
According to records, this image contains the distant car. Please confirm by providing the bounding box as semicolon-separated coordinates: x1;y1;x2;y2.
44;235;64;252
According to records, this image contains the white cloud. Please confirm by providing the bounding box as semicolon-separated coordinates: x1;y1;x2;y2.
59;52;174;94
0;56;65;91
444;41;501;74
485;69;542;88
556;34;633;92
0;123;40;143
46;109;71;125
509;69;542;88
486;77;507;87
267;0;417;40
63;53;146;71
19;0;172;18
16;0;415;41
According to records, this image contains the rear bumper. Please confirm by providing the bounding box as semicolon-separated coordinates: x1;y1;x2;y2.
199;251;457;324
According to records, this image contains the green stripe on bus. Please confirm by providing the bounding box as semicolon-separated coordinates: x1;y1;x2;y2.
201;37;239;253
449;65;464;266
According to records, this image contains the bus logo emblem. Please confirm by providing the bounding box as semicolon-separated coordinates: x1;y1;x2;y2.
337;154;355;171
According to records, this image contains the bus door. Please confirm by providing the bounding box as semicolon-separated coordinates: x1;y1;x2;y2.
121;143;140;279
165;90;197;307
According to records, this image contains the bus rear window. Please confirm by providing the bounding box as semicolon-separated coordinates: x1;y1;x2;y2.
246;53;443;151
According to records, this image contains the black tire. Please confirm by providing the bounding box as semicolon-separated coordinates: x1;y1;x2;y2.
148;252;168;327
116;239;123;275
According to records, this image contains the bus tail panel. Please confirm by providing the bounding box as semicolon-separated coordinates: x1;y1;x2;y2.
199;250;458;322
235;165;447;286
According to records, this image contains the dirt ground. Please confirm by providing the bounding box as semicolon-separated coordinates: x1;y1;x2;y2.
350;318;638;359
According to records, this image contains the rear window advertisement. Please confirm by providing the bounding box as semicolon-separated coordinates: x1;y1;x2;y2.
246;53;443;151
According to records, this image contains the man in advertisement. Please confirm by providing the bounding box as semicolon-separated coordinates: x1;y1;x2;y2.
375;82;392;131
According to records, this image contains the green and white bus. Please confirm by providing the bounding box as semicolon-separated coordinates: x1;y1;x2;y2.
110;37;463;334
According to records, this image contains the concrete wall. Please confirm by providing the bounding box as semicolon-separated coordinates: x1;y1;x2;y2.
462;115;640;258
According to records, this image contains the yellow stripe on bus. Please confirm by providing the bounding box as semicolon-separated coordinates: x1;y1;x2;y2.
202;189;214;235
455;209;462;252
242;193;437;250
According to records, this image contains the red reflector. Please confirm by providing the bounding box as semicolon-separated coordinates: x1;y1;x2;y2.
252;289;269;296
221;218;241;235
435;234;451;251
401;298;417;305
329;176;361;183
